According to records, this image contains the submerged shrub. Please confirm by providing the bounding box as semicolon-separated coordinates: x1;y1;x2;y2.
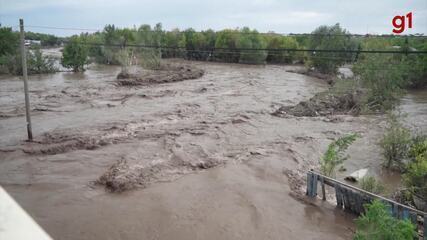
379;113;411;171
320;133;358;177
27;47;57;74
353;53;407;111
408;135;427;161
4;47;57;75
359;176;386;194
62;36;89;72
354;200;415;240
403;147;427;201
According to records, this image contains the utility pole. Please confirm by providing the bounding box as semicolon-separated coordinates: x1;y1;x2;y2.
19;19;33;141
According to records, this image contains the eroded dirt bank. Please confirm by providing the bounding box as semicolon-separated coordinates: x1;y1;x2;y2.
1;58;425;240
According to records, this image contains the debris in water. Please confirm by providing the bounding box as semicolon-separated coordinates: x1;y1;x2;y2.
96;159;142;192
344;168;368;182
272;90;363;117
116;64;204;86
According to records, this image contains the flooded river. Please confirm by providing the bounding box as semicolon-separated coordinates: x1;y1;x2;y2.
0;59;425;239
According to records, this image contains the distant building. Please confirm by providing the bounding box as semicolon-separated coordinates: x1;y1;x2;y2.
24;40;41;46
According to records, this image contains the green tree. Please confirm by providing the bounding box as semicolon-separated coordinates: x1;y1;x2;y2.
307;24;359;74
354;200;415;240
0;27;19;72
214;29;240;62
237;27;268;64
86;32;106;63
61;36;88;72
101;24;122;64
320;133;358;177
353;53;409;110
401;41;427;88
162;28;186;58
266;35;299;63
0;27;19;56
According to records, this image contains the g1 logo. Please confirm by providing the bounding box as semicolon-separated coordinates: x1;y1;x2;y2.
392;12;413;34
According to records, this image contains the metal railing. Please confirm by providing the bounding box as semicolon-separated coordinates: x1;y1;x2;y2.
306;170;426;239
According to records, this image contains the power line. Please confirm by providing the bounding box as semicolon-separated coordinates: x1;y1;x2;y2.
21;24;427;38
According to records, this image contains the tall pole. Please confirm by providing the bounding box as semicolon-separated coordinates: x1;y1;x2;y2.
19;19;33;141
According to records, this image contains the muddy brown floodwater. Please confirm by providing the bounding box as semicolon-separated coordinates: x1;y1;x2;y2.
0;57;426;240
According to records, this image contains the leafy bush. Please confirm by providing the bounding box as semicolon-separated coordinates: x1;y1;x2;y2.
354;200;415;240
379;113;411;170
27;48;57;74
408;134;427;161
3;47;57;75
61;36;89;72
320;133;358;177
0;26;19;73
359;176;386;194
0;27;18;55
403;143;427;200
353;40;427;111
353;53;408;111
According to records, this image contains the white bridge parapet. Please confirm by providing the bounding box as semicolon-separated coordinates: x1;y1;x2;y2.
0;186;53;240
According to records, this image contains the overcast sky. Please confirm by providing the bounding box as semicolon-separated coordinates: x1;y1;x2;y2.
0;0;426;36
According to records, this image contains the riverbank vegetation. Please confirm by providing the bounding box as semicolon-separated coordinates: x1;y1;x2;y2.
379;113;427;210
61;36;89;72
354;200;415;240
0;27;57;74
1;24;426;102
359;176;386;195
320;133;358;177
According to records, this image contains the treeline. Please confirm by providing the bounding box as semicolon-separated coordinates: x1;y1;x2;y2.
78;24;303;66
1;23;426;92
74;23;426;73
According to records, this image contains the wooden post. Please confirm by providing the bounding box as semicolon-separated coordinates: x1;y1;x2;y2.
19;19;33;141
